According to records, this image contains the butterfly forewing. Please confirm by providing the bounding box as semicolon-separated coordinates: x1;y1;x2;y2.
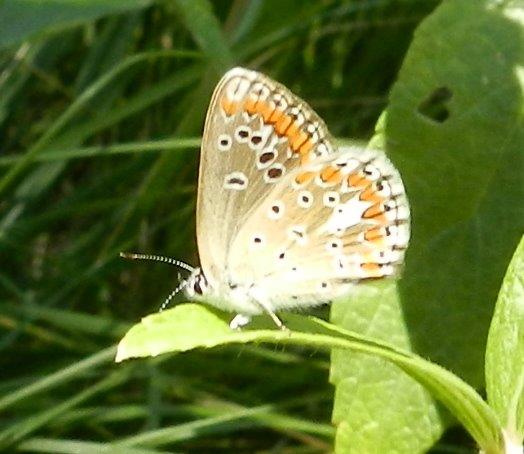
197;67;335;287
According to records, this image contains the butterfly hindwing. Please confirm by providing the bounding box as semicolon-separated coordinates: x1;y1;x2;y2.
228;147;410;308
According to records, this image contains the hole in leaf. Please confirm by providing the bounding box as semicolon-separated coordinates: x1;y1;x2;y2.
418;86;453;123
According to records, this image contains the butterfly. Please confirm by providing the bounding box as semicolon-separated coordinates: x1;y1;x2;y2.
123;67;410;330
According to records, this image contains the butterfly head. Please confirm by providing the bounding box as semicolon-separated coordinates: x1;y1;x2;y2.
184;268;210;299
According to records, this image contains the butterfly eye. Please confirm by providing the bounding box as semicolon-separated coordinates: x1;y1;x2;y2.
193;280;203;295
192;273;208;296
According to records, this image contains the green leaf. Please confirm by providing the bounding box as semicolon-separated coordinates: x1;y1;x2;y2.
486;236;524;447
385;0;524;385
330;281;442;453
173;0;234;74
0;0;152;50
116;303;503;453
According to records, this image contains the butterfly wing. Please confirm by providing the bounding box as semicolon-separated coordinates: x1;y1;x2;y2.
227;146;410;309
197;67;335;288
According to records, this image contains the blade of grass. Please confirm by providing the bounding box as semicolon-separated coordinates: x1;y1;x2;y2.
17;437;167;454
0;50;200;197
173;0;234;73
0;372;125;448
0;138;201;166
0;346;115;412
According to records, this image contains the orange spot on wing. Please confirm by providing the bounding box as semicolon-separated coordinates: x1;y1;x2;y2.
289;129;308;151
275;114;293;135
360;262;383;277
299;153;313;165
320;166;342;184
298;139;313;155
294;171;315;186
248;100;275;122
362;203;386;223
361;262;381;271
347;173;371;188
244;97;258;115
360;186;384;203
364;227;385;244
284;122;300;146
268;108;284;124
221;97;239;116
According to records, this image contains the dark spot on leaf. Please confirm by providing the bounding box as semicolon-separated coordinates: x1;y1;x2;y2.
418;86;452;123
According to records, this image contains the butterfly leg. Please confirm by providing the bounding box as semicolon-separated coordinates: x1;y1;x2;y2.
229;314;251;330
253;300;287;330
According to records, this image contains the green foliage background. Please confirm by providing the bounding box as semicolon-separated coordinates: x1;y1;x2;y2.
0;0;522;453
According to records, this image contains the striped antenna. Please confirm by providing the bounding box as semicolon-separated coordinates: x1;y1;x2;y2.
120;252;195;273
159;279;189;312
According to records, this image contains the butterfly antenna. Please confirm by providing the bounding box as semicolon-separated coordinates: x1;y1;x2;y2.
120;252;195;273
159;279;189;312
